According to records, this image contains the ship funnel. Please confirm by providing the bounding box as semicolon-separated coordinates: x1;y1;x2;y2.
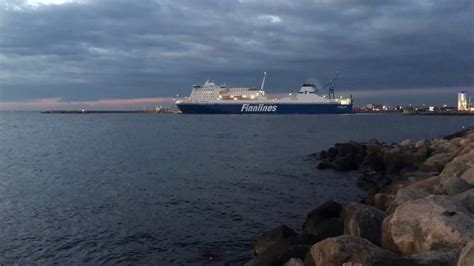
260;72;267;91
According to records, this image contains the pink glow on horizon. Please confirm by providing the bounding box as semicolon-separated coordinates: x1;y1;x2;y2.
0;97;176;111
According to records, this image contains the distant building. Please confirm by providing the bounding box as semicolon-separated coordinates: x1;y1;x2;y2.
458;90;468;111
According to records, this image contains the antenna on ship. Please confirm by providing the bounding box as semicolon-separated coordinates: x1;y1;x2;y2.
260;72;267;91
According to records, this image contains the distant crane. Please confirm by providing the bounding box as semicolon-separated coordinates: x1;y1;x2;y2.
321;71;339;99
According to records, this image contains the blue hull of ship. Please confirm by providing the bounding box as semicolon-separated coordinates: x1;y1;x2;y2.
177;103;353;114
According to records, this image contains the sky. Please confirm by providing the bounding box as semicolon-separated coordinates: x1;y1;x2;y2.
0;0;473;110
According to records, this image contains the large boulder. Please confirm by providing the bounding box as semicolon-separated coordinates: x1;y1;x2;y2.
458;241;474;266
254;225;299;255
382;189;474;255
345;205;385;246
370;248;461;266
390;176;441;210
304;236;395;266
302;201;343;244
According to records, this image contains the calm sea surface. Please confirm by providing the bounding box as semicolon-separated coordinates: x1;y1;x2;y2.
0;112;472;264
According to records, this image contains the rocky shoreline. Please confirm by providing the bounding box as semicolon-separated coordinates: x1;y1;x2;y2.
244;127;474;266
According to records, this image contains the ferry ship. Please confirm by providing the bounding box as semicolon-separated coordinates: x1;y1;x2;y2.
175;73;353;114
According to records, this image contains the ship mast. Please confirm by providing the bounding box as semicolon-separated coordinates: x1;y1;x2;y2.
260;72;267;91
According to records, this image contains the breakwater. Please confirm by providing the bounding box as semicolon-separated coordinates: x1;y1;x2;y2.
245;127;474;266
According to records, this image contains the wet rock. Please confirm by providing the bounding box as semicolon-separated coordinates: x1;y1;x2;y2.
254;225;299;255
304;236;395;266
370;248;461;266
302;201;343;244
382;189;474;255
458;241;474;266
346;205;385;246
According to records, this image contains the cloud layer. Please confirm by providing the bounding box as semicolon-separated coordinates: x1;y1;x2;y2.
0;0;473;108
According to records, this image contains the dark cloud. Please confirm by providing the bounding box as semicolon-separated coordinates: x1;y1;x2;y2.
0;0;473;105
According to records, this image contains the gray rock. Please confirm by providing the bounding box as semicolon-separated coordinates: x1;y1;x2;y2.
346;205;385;246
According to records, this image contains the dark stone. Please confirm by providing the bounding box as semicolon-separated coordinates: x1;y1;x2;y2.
359;153;386;174
254;225;299;255
273;245;310;266
331;153;358;171
302;201;343;244
345;205;385;246
327;147;337;158
317;161;330;170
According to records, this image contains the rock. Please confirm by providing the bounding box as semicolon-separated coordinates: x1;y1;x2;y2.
342;263;362;266
284;258;303;266
327;147;337;158
458;241;474;266
341;202;366;223
373;193;394;211
345;205;385;246
441;160;471;179
302;201;343;244
461;168;474;185
370;248;461;266
382;189;474;255
304;236;395;266
254;225;299;255
420;152;457;173
302;218;343;244
246;244;309;266
359;154;385;174
274;245;310;266
366;143;382;156
399;139;412;147
390;176;440;211
331;153;358;171
445;178;472;195
335;142;362;157
415;139;430;149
